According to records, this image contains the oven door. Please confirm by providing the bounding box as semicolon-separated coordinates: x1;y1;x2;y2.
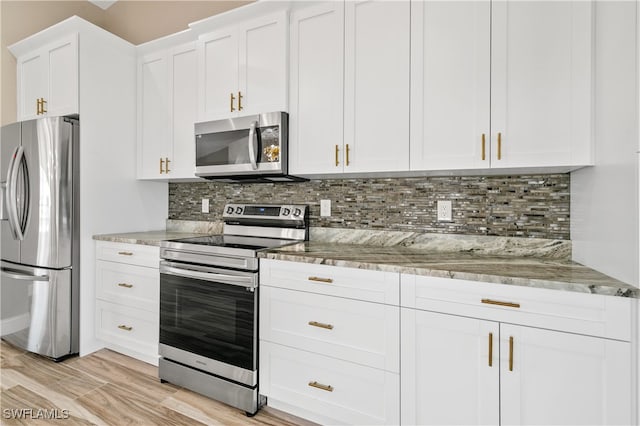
159;261;258;386
194;111;287;178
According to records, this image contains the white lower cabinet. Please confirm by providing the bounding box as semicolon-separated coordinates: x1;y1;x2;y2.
259;259;400;425
401;274;634;426
95;241;159;365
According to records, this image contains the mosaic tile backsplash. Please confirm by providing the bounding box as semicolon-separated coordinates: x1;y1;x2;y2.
168;174;570;240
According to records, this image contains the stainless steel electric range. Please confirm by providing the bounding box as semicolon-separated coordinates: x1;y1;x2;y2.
158;203;308;416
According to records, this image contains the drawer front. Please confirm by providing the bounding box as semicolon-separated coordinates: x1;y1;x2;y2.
260;342;399;425
96;260;159;312
260;287;399;372
95;241;160;268
401;274;633;341
260;259;399;305
96;300;158;356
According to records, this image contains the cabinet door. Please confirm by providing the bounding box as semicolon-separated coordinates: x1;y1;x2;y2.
238;11;288;116
17;50;45;121
137;52;170;179
45;33;78;117
168;42;197;178
344;0;410;173
491;1;593;168
500;324;632;425
198;29;239;121
288;2;344;175
401;308;499;425
410;1;490;171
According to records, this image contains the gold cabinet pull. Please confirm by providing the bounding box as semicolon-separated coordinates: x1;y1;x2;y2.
497;132;502;160
117;251;133;256
230;93;236;112
165;157;171;173
41;98;47;114
481;134;486;160
118;325;132;331
308;321;334;330
488;332;493;367
481;299;520;309
335;145;339;167
509;336;514;371
118;283;133;288
308;276;333;284
346;144;351;166
36;98;41;115
159;158;165;174
238;91;243;111
308;381;333;392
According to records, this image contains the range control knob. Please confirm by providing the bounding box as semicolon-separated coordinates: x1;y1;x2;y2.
282;208;291;216
226;206;234;214
293;208;302;217
235;207;243;215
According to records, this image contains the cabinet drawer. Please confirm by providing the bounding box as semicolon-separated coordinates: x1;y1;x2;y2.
96;260;159;312
260;259;399;305
401;274;632;341
95;300;158;358
95;241;159;268
260;287;399;372
260;342;399;425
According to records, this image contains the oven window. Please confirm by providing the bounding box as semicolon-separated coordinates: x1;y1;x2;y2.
160;273;255;371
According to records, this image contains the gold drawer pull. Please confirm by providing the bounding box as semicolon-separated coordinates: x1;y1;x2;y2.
117;251;133;256
117;283;133;288
118;325;132;331
308;321;334;330
481;133;486;160
481;299;520;309
497;132;502;160
308;381;333;392
335;145;339;167
308;276;333;284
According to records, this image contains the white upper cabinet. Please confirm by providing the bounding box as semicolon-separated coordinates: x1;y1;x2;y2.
491;1;593;168
137;40;198;180
410;1;490;171
344;0;410;173
289;2;345;175
289;0;410;176
17;33;78;121
198;11;288;122
410;0;593;172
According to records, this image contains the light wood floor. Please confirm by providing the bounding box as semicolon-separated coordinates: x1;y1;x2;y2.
0;340;315;425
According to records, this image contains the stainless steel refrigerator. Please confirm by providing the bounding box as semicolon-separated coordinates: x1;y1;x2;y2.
0;116;79;360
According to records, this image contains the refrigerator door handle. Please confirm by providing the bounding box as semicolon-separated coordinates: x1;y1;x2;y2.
7;146;26;241
0;181;6;221
1;267;49;282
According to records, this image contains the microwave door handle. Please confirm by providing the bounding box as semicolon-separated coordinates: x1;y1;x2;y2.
248;120;259;170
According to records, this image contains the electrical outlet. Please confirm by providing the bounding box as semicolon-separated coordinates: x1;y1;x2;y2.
201;198;210;213
437;200;452;222
320;199;331;217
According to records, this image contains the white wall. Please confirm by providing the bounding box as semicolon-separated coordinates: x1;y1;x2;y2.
571;1;638;287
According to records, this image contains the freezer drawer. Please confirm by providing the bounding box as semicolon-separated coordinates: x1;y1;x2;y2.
0;261;74;359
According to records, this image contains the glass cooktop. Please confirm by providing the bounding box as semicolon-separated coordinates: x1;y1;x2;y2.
168;235;299;252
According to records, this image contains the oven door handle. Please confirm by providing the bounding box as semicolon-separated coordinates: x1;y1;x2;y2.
160;264;257;289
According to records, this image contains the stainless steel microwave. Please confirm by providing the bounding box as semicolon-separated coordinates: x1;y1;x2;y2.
194;111;304;183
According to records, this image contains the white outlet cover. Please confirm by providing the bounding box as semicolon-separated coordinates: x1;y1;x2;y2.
320;199;331;217
437;200;452;222
202;198;210;213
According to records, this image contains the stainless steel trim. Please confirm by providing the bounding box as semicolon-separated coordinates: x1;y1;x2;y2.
159;344;257;387
159;357;260;414
159;261;257;289
194;111;283;134
194;161;282;178
248;120;258;170
223;224;307;241
160;247;258;270
1;268;49;282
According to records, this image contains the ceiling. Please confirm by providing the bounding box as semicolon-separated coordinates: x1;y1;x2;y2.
88;0;118;10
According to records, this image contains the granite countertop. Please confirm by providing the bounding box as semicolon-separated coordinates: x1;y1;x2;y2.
92;230;209;246
258;241;638;298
